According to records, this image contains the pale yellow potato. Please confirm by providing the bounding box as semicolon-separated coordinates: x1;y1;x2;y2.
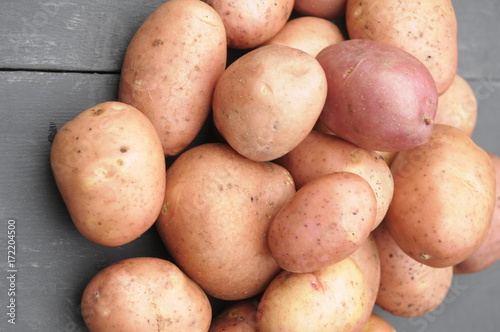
360;314;396;332
209;300;258;332
50;101;166;247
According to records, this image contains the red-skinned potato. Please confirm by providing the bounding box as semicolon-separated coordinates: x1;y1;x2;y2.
262;16;345;57
209;300;258;332
346;0;458;95
268;172;377;273
156;143;295;300
277;130;394;229
50;101;166;247
294;0;347;19
256;257;370;332
373;223;453;317
205;0;293;49
119;0;227;156
454;153;500;274
386;124;496;268
360;314;396;332
316;39;438;152
81;257;211;332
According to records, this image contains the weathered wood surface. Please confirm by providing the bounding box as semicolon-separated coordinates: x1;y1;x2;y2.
0;0;499;331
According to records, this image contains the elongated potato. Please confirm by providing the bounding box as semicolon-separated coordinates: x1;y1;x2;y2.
386;124;496;267
119;0;227;156
50;101;166;247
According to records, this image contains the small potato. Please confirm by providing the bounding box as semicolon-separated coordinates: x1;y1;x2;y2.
256;257;370;332
262;16;345;57
435;74;477;136
294;0;347;19
386;124;496;267
268;172;377;273
454;153;500;274
209;300;258;332
373;224;453;317
213;45;328;162
119;0;227;156
50;101;166;247
360;314;396;332
277;130;394;228
316;39;438;152
346;0;458;95
81;257;211;332
156;143;295;300
205;0;293;49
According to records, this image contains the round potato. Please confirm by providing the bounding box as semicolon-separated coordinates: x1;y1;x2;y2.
213;44;328;162
209;300;258;332
360;314;396;332
50;101;166;247
156;143;295;300
268;172;377;273
316;39;438;152
386;124;496;267
346;0;458;95
294;0;347;19
119;0;227;156
81;257;211;332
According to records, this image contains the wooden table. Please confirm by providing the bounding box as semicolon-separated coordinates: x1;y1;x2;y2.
1;0;499;331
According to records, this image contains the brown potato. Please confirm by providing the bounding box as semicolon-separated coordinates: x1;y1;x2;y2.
346;0;458;95
81;257;211;332
156;143;295;300
386;124;496;267
360;314;396;332
294;0;347;19
50;101;166;247
119;0;227;156
209;300;258;332
373;223;453;317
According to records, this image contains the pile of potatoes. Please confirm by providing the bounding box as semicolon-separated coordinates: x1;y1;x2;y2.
49;0;500;331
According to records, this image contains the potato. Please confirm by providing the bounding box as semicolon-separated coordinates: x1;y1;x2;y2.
454;153;500;274
262;16;345;57
156;143;295;300
205;0;293;49
268;172;377;273
50;101;166;247
346;0;458;95
386;124;496;267
316;39;438;152
294;0;347;19
209;300;258;332
256;257;370;332
434;74;478;136
119;0;227;156
360;314;396;332
277;130;394;228
213;44;328;162
81;257;211;332
372;223;453;317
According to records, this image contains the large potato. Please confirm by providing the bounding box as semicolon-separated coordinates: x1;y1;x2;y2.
209;300;258;332
386;124;496;267
316;39;438;152
81;257;211;332
213;44;327;162
268;172;377;273
205;0;293;49
156;143;295;300
346;0;458;95
119;0;227;156
277;130;394;228
50;101;166;247
373;224;453;317
256;257;370;332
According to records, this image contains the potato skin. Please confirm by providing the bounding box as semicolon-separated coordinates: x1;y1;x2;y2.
386;124;496;267
119;0;227;156
156;143;295;300
81;257;211;332
50;101;166;247
268;172;377;273
373;224;453;317
256;257;370;332
294;0;347;19
346;0;458;95
454;153;500;274
205;0;293;49
213;45;327;162
360;314;396;332
316;39;438;152
209;300;258;332
262;16;345;57
277;130;394;228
